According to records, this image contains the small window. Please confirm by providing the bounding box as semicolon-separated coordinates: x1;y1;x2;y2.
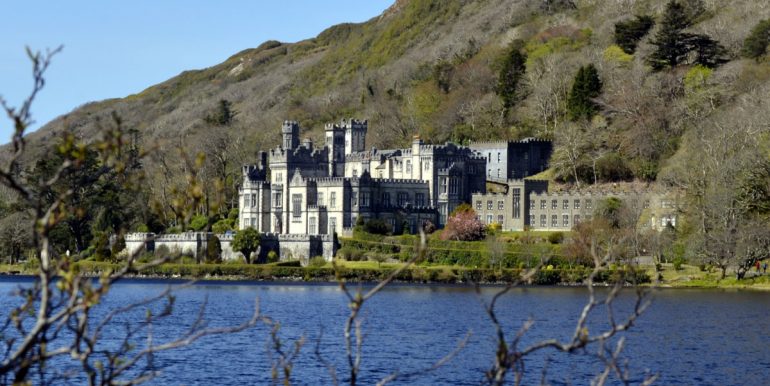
574;199;580;209
330;192;337;209
540;214;546;227
551;215;558;227
498;201;504;210
476;200;482;210
497;214;504;224
497;169;501;178
563;214;569;227
529;214;535;227
586;199;592;210
486;215;493;224
540;200;546;209
551;200;558;210
318;192;324;207
416;193;425;207
574;214;581;224
487;200;493;210
563;200;569;210
292;194;302;218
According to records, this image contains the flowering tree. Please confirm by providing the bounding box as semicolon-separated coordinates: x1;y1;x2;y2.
440;204;486;241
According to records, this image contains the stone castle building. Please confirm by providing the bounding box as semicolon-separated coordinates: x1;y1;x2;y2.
239;119;490;236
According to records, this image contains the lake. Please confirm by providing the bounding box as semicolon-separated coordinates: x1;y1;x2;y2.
0;277;768;385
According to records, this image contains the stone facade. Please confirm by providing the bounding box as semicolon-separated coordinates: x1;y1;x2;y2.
239;119;503;239
472;180;678;232
124;232;337;263
469;139;553;182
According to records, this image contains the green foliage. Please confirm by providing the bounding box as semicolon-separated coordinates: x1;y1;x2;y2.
684;65;713;89
189;214;208;231
232;228;260;264
567;64;602;121
547;232;564;244
648;1;694;70
603;45;634;64
596;152;634;181
204;99;237;126
614;15;655;54
308;256;327;267
212;217;236;234
266;250;279;264
648;1;727;70
432;59;454;94
362;218;390;235
206;235;222;264
496;40;527;110
743;19;770;59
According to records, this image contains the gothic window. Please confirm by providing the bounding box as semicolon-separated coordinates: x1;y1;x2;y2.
440;177;448;194
476;200;482;211
530;200;535;210
487;200;493;210
486;215;493;224
513;189;521;219
586;199;592;210
540;214;546;227
497;152;501;162
449;178;458;194
273;192;282;208
318;192;324;207
397;192;409;207
540;200;546;209
416;193;425;207
351;192;358;208
292;194;302;218
251;194;256;208
361;192;370;208
250;218;256;227
498;200;504;210
574;214;581;224
330;192;337;209
497;214;504;224
551;214;558;227
551;200;557;209
563;200;569;210
382;192;390;206
563;214;569;227
439;203;448;225
406;160;412;174
309;217;317;235
329;218;337;235
530;214;535;227
574;199;580;209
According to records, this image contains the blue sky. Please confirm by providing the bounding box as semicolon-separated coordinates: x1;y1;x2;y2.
0;0;393;142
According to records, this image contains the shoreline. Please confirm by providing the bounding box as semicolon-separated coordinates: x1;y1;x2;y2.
2;265;768;290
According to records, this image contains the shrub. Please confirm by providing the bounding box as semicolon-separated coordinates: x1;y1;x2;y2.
266;250;279;264
189;214;208;231
603;45;634;64
673;256;686;271
547;232;564;244
363;218;390;235
308;256;327;267
742;19;770;59
206;235;222;264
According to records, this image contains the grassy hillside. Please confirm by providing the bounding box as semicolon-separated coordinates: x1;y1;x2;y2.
3;0;770;233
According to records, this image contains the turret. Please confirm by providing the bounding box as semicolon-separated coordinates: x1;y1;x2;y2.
343;118;367;155
281;120;300;150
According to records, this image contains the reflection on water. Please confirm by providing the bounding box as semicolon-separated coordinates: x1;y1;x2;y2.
0;277;767;385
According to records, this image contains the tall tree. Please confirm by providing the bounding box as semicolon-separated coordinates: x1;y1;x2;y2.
614;15;655;54
567;64;602;121
742;19;770;60
648;1;693;70
496;41;527;111
232;227;260;264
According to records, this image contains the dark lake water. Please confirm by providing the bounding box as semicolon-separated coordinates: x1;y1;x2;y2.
0;277;768;385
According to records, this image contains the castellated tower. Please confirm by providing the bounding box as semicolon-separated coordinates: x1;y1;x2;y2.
343;119;367;155
281;120;300;150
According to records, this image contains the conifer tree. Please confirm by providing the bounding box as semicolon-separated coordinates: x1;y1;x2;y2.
567;64;602;121
743;19;770;60
648;1;693;70
614;15;655;54
496;41;527;111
